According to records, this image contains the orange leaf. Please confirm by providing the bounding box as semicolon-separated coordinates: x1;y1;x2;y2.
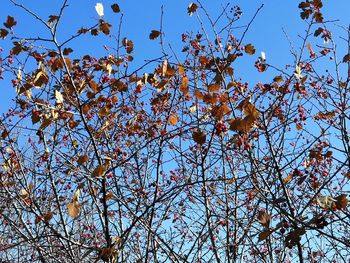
67;201;80;218
168;116;178;125
194;90;203;100
98;106;111;117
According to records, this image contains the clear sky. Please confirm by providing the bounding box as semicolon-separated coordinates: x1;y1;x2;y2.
0;0;349;113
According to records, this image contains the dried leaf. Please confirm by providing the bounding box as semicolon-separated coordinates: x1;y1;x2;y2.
4;16;17;29
0;28;9;39
92;165;106;177
273;75;283;82
244;44;256;55
208;83;220;92
149;30;161;40
111;3;120;13
343;54;350;63
187;3;198;16
335;194;348;210
67;201;80;218
258;230;272;241
77;155;89;165
192;129;206;145
257;211;271;227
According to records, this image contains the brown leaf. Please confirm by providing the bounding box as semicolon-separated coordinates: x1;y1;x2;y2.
0;28;9;39
244;44;256;55
77;155;89;165
258;230;272;241
273;75;283;82
63;47;73;56
257;211;271;227
99;20;112;35
92;165;106;177
4;16;17;29
187;3;198;16
228;118;253;133
343;54;350;63
98;106;111;117
335;194;348;210
48;15;59;25
208;83;220;93
192;129;206;145
67;201;80;218
111;3;120;13
149;30;161;40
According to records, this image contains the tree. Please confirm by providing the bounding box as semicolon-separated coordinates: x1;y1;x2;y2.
0;0;349;262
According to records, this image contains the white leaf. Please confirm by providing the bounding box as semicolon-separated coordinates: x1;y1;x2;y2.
95;3;104;17
294;65;303;80
316;196;336;209
55;90;64;104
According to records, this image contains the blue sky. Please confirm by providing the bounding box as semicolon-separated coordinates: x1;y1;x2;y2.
0;0;349;113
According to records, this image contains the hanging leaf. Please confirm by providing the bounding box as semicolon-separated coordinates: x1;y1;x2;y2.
111;3;120;13
343;54;350;63
168;115;178;125
95;3;104;17
92;165;106;177
257;211;271;227
99;20;112;35
316;196;336;209
149;30;161;40
187;3;198;16
77;155;89;165
55;90;64;104
192;129;206;145
208;83;220;92
244;44;256;55
273;75;283;82
335;194;348;210
258;230;272;241
4;16;17;29
0;28;9;39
